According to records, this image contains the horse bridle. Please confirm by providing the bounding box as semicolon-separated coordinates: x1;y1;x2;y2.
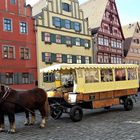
0;87;11;104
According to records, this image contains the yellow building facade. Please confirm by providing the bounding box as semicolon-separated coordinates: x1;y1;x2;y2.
33;0;92;89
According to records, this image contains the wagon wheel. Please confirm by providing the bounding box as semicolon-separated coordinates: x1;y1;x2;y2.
104;106;111;110
124;98;133;111
50;105;63;120
70;106;83;122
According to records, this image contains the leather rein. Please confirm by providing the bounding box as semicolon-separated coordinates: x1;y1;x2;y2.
0;87;11;104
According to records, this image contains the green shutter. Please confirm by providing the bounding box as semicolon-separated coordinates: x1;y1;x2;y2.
42;52;45;62
51;34;56;43
52;17;55;26
61;19;65;28
71;21;74;29
61;36;66;44
41;32;45;41
14;73;19;84
80;39;85;46
18;73;23;84
0;73;6;84
72;38;76;45
81;56;85;64
72;55;76;63
51;53;56;62
89;57;92;64
79;24;82;32
43;73;46;82
29;73;34;84
62;54;67;63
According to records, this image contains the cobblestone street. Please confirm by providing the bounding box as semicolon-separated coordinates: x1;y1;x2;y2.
1;94;140;140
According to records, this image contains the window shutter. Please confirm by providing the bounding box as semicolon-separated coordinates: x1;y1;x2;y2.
71;21;74;29
51;53;56;62
79;24;82;32
72;55;76;63
42;52;45;62
61;19;65;28
18;73;23;84
51;34;56;43
52;74;55;82
80;39;85;46
61;36;66;44
62;54;67;63
14;73;19;84
81;56;85;64
89;57;92;64
1;73;6;84
41;32;45;41
29;73;34;84
52;17;55;26
69;5;72;12
72;38;76;45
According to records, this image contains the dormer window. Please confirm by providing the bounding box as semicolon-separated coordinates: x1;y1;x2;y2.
11;0;16;4
62;3;71;12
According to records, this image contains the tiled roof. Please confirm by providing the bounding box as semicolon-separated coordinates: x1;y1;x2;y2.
122;23;137;38
80;0;108;29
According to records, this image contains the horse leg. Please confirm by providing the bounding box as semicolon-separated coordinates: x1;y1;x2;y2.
0;114;5;132
38;105;47;128
8;113;16;133
30;110;36;125
24;111;30;125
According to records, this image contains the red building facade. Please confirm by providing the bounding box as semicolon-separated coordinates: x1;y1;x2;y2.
0;0;37;90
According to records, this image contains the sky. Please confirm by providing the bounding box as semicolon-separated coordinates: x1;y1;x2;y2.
26;0;140;26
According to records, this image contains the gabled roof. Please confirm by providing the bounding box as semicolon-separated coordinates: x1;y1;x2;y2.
122;22;138;38
80;0;108;29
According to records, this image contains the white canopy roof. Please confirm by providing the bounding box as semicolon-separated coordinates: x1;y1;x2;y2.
40;64;139;73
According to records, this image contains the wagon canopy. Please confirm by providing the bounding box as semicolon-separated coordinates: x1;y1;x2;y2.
40;64;139;73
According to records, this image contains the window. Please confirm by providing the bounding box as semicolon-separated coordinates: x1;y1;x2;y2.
98;54;104;63
53;17;61;27
74;22;81;32
11;0;16;4
56;54;62;63
6;73;13;85
44;52;51;62
85;56;90;64
77;56;81;64
65;20;71;29
85;40;89;48
104;54;109;63
101;69;113;82
76;38;80;46
117;41;122;48
62;3;71;12
66;37;72;46
56;35;61;43
20;22;27;34
98;37;104;45
22;73;29;84
128;68;137;80
115;69;126;81
44;33;51;43
43;73;55;83
67;55;72;63
3;46;15;59
111;40;117;48
20;48;30;60
85;69;99;83
104;38;109;46
4;18;12;31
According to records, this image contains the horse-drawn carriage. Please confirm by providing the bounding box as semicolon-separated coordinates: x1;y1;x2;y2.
41;64;139;122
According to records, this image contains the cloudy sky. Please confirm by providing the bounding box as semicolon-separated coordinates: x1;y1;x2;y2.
26;0;140;25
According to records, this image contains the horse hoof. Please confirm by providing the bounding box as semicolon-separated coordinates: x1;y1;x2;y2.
24;123;29;126
7;130;16;134
29;123;34;126
39;124;45;129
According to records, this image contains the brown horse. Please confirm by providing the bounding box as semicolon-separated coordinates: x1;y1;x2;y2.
0;85;49;133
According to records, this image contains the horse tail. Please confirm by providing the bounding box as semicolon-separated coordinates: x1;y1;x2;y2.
44;93;50;119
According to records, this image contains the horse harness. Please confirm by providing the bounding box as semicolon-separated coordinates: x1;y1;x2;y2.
0;87;11;104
